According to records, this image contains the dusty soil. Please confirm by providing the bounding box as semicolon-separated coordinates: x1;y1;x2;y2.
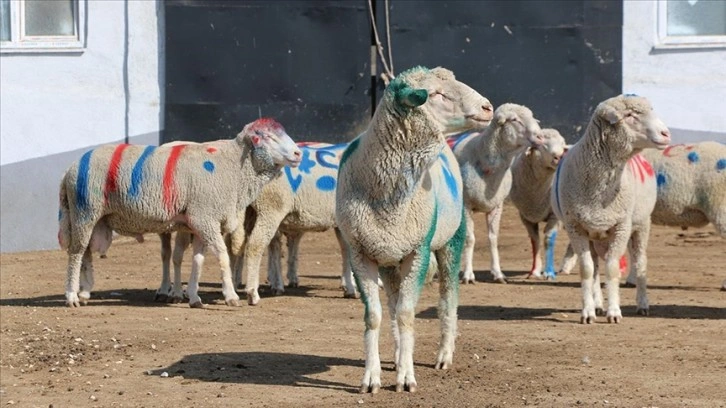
1;205;724;408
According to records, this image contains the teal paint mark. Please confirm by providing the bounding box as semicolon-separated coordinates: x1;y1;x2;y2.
439;153;458;198
58;209;63;221
416;203;438;292
315;175;336;191
553;156;564;215
352;266;369;322
716;159;726;171
446;206;467;284
687;151;699;163
75;150;93;212
203;160;215;173
544;230;557;279
339;137;360;170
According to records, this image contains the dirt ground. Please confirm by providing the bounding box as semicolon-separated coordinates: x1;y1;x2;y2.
1;205;724;408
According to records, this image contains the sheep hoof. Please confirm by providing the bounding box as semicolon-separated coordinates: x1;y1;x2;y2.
100;254;108;259
189;301;205;309
360;384;380;394
270;289;284;297
407;383;417;393
460;278;475;284
606;315;621;324
493;277;507;284
343;292;358;299
395;383;404;393
595;308;605;316
622;281;636;288
247;293;260;306
636;308;649;316
78;295;90;306
287;282;299;288
434;361;450;370
580;316;596;324
154;293;168;302
225;299;240;307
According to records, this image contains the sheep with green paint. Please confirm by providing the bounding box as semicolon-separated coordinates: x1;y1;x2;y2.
510;128;576;279
336;66;493;393
552;95;671;324
450;103;545;284
58;118;302;307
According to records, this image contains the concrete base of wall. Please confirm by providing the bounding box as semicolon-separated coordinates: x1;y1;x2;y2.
0;132;160;253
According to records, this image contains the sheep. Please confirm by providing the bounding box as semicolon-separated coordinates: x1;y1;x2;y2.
551;94;671;324
621;141;725;287
335;66;494;393
509;128;577;279
58;118;302;307
236;141;357;305
450;103;545;284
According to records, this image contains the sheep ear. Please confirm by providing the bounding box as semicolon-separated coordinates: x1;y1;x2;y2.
601;106;623;125
564;144;573;153
397;87;428;108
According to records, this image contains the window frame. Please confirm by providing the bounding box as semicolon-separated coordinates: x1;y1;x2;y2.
0;0;85;53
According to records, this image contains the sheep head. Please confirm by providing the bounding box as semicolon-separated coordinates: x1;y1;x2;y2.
596;95;671;151
388;66;493;137
535;128;568;169
492;103;544;149
238;118;302;167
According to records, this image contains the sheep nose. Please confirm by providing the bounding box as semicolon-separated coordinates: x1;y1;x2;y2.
660;129;671;139
293;150;302;159
482;103;493;112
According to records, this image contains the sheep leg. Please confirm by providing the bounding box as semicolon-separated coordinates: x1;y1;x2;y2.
267;232;284;296
542;216;559;280
206;231;240;307
393;251;427;393
521;215;542;278
243;212;287;306
232;252;244;289
156;232;172;302
434;216;464;371
335;228;357;298
186;237;207;308
604;229;631;324
569;233;597;323
65;222;95;307
351;252;383;394
559;242;577;275
78;247;95;305
286;231;303;288
379;267;401;372
460;210;476;284
170;232;191;303
487;205;507;283
629;226;650;316
589;242;604;316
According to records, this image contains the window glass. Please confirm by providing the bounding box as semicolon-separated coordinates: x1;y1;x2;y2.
24;0;75;36
0;0;10;41
667;0;726;36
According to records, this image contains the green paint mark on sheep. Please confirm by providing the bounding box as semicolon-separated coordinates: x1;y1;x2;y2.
445;207;467;285
353;266;369;322
416;204;438;292
339;137;360;171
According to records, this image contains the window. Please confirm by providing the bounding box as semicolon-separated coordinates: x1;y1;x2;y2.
657;0;726;48
0;0;85;53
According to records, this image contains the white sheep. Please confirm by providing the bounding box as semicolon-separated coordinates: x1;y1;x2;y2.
551;94;671;323
336;66;493;393
622;141;726;287
58;118;302;307
450;103;545;284
509;128;576;279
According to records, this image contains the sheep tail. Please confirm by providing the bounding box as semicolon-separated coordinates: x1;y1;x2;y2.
58;179;71;251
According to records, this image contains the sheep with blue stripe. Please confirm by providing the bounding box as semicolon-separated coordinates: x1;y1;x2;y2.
57;118;302;307
552;95;671;323
450;103;545;284
336;66;493;393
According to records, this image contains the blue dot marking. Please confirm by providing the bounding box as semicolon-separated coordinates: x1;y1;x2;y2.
203;160;215;173
315;175;336;191
717;159;726;171
656;172;667;188
687;152;699;163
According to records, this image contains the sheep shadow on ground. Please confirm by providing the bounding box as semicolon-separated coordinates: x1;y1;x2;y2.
416;305;579;322
148;352;363;393
467;270;529;283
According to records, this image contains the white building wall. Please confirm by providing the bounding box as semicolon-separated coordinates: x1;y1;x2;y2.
623;0;726;141
0;0;164;253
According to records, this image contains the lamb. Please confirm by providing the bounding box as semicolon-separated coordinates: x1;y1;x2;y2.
509;128;576;279
236;141;357;305
551;94;671;323
450;103;545;284
58;118;302;307
335;66;493;393
622;141;725;287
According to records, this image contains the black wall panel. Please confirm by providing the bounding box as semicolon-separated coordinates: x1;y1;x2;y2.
164;0;622;144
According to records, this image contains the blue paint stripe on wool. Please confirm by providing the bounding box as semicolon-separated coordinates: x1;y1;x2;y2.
716;158;726;171
315;175;336;191
203;160;215;173
554;156;564;215
129;146;156;198
439;153;458;198
298;150;316;174
316;149;339;169
544;230;557;279
452;132;474;151
687;151;699;163
76;150;93;212
656;171;667;188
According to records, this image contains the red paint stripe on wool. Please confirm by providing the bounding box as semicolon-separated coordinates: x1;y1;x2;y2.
629;156;645;183
636;154;654;178
163;145;187;214
104;144;130;204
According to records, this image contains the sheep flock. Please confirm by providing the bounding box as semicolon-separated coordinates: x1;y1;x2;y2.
56;66;725;393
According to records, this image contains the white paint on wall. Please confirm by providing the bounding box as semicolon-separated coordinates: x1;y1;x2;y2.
0;0;163;166
623;0;726;136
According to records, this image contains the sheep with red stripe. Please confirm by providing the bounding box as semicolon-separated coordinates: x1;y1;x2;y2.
552;95;671;324
57;118;302;307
